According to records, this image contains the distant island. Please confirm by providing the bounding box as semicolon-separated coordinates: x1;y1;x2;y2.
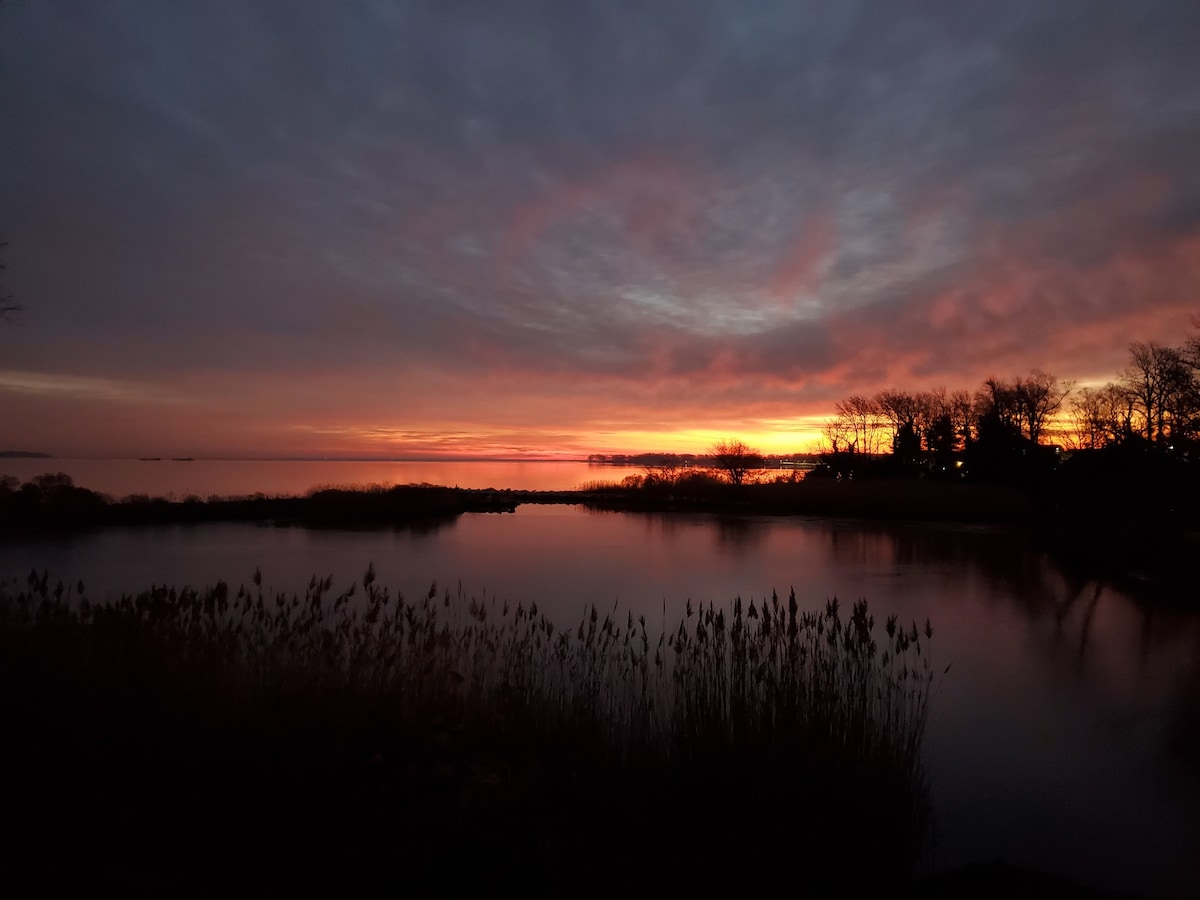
587;451;822;469
0;450;52;458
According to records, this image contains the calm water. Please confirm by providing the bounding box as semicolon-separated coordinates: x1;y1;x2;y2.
3;474;1198;896
0;458;636;498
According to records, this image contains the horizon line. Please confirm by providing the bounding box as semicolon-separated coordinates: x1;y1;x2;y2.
4;451;825;464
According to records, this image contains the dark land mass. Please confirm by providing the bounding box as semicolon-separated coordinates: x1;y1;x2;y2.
0;476;520;532
0;449;51;458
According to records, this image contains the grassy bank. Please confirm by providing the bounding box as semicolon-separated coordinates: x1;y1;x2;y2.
575;474;1032;522
1;569;938;894
0;474;518;532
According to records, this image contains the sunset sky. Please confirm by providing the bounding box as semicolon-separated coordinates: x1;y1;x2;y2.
3;1;1199;459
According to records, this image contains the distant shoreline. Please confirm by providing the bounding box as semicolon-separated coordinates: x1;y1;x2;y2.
2;456;622;466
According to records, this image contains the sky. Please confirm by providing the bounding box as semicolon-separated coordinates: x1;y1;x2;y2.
2;1;1199;459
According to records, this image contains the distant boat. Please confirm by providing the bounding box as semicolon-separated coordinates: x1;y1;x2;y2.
139;457;162;461
172;457;195;462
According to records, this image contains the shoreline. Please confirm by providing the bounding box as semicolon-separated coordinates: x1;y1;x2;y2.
3;474;1194;603
3;476;1035;527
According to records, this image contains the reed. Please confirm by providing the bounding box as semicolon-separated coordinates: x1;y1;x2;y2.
1;568;941;890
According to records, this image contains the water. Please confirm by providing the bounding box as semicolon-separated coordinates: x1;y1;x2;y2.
2;486;1198;895
0;458;642;498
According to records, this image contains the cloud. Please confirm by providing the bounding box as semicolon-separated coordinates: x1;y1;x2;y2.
0;370;186;404
2;1;1199;455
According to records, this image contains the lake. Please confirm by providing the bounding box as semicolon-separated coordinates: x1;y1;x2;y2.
3;462;1198;896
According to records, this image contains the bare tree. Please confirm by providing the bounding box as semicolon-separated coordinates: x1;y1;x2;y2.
977;377;1025;439
1016;369;1072;446
709;438;763;486
913;388;971;452
947;389;976;448
977;371;1070;445
820;417;852;455
0;238;19;320
917;388;968;467
832;394;886;454
875;388;923;455
1121;342;1193;447
1184;320;1200;374
1068;384;1130;449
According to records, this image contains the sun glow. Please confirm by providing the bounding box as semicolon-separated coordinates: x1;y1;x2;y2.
273;418;830;460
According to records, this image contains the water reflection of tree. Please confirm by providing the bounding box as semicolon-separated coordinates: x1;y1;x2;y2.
1044;563;1200;780
1047;559;1200;671
825;525;898;568
1052;576;1104;658
712;515;768;553
823;523;1050;603
396;519;459;538
821;522;1197;659
1170;639;1200;775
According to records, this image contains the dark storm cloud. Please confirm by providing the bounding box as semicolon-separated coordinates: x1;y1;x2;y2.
2;0;1199;453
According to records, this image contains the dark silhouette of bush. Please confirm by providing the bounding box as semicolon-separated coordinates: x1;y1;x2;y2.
0;474;516;532
709;438;764;485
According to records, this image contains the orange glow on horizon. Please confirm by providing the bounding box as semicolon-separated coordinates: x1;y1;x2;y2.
288;420;832;461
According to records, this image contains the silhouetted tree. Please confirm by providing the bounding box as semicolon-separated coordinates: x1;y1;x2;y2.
975;371;1069;446
924;412;958;474
832;395;886;454
892;421;922;468
1121;341;1194;449
820;417;852;455
0;238;18;320
876;388;923;462
709;439;763;486
1016;369;1072;446
918;387;972;474
1068;384;1132;449
976;377;1023;439
964;405;1025;483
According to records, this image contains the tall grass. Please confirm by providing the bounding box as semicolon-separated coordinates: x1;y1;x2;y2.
1;568;941;890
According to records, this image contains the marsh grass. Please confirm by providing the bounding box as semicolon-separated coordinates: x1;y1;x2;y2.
0;474;519;533
1;568;940;892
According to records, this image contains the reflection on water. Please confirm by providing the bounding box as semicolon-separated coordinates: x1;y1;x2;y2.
2;506;1198;896
712;514;770;552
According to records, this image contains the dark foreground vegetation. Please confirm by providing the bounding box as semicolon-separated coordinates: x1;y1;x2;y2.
580;468;1033;521
2;569;937;894
0;474;519;532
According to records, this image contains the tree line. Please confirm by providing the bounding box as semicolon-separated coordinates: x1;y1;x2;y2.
818;329;1200;482
1070;339;1200;452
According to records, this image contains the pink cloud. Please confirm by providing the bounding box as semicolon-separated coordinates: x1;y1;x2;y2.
769;214;835;303
493;154;697;281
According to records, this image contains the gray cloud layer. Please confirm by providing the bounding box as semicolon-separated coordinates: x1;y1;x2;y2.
3;1;1199;453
